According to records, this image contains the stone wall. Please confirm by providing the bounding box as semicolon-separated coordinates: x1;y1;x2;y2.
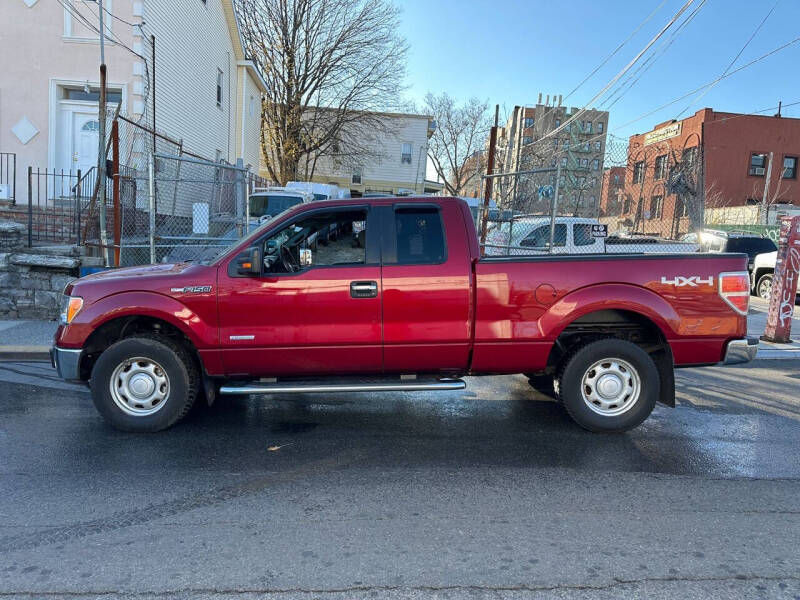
0;220;104;319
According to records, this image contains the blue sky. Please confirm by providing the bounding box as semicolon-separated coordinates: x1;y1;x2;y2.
397;0;800;145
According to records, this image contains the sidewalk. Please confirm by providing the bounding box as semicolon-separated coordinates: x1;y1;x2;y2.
1;299;798;361
747;297;800;359
0;319;56;360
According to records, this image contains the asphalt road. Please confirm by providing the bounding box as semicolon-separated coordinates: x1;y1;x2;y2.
1;360;799;599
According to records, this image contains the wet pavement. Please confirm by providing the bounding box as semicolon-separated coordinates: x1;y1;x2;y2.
0;360;799;599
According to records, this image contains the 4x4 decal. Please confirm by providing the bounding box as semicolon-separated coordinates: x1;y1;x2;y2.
660;276;713;287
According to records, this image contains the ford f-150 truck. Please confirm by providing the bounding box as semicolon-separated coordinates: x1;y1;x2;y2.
52;197;757;433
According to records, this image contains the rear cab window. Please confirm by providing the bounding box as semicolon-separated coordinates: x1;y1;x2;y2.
520;224;566;249
388;207;446;265
573;224;596;247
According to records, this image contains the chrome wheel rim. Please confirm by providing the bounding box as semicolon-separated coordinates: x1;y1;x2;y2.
581;358;640;417
109;357;170;416
759;278;771;300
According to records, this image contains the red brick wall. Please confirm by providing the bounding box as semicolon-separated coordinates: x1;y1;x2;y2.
704;112;800;207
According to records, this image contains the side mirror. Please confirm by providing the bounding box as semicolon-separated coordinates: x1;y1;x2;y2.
236;247;261;276
299;248;312;267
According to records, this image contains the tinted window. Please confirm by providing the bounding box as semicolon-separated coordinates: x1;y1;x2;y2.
393;208;445;264
520;224;566;248
725;237;777;257
573;224;595;247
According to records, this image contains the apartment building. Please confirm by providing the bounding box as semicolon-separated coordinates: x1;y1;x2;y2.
491;94;609;215
303;111;442;197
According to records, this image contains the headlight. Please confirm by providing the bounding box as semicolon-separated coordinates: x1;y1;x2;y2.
59;296;83;325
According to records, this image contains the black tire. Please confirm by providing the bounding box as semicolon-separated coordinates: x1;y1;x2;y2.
525;373;556;397
757;273;773;301
90;335;198;432
557;339;658;433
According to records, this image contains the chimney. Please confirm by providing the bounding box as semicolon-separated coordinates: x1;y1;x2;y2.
538;92;543;105
545;94;550;106
558;94;563;106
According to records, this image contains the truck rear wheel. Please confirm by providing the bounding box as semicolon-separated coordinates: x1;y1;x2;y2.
90;335;198;432
557;339;658;433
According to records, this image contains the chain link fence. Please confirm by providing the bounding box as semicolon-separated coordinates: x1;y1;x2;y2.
477;132;709;255
116;153;259;266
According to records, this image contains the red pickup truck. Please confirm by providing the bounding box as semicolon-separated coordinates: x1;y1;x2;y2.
52;197;757;433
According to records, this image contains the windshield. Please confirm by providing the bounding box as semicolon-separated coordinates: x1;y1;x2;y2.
249;194;304;218
201;205;300;265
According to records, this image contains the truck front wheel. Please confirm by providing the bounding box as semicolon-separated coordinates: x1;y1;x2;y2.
557;339;658;433
90;335;198;432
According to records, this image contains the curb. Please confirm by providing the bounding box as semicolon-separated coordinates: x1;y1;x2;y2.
0;346;51;362
756;347;800;360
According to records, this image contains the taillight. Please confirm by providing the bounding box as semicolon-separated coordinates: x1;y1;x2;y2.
718;272;750;315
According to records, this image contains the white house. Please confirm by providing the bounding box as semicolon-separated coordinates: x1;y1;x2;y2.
0;0;265;203
294;111;443;196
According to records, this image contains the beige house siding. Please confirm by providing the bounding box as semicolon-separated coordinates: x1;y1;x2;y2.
142;0;238;162
308;113;434;194
234;64;264;171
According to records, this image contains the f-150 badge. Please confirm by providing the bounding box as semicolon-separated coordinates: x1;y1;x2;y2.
660;276;713;287
170;286;212;293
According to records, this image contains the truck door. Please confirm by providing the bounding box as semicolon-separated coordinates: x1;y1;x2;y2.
378;202;472;373
217;205;383;377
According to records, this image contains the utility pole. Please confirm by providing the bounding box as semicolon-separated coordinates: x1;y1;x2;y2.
479;105;499;252
510;106;524;208
760;152;774;224
96;0;111;266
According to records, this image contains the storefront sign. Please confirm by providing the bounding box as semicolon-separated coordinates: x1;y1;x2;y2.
644;122;682;146
763;216;800;343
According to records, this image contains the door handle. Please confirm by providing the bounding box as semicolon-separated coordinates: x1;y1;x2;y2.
350;280;378;298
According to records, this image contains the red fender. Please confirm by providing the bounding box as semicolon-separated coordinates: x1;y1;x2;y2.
538;283;680;341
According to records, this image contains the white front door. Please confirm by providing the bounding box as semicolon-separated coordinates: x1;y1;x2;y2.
72;113;100;176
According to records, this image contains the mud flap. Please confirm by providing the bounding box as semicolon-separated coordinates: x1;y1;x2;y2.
653;346;675;407
202;375;217;407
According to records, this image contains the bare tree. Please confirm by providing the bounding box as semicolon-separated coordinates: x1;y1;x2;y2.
235;0;409;184
424;93;491;197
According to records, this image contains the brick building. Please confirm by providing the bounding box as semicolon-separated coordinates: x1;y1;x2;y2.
599;166;626;216
609;108;800;237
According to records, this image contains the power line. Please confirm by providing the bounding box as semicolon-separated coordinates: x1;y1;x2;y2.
562;0;669;104
537;35;800;157
614;34;800;132
536;0;697;145
80;0;140;27
675;0;779;118
57;0;146;60
601;0;707;111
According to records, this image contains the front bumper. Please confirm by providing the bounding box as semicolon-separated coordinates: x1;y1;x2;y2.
722;337;759;365
50;346;83;381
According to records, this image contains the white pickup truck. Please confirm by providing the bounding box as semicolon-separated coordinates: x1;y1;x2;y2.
752;251;778;300
484;216;699;255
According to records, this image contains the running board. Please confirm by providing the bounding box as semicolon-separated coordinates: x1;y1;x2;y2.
219;378;466;395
